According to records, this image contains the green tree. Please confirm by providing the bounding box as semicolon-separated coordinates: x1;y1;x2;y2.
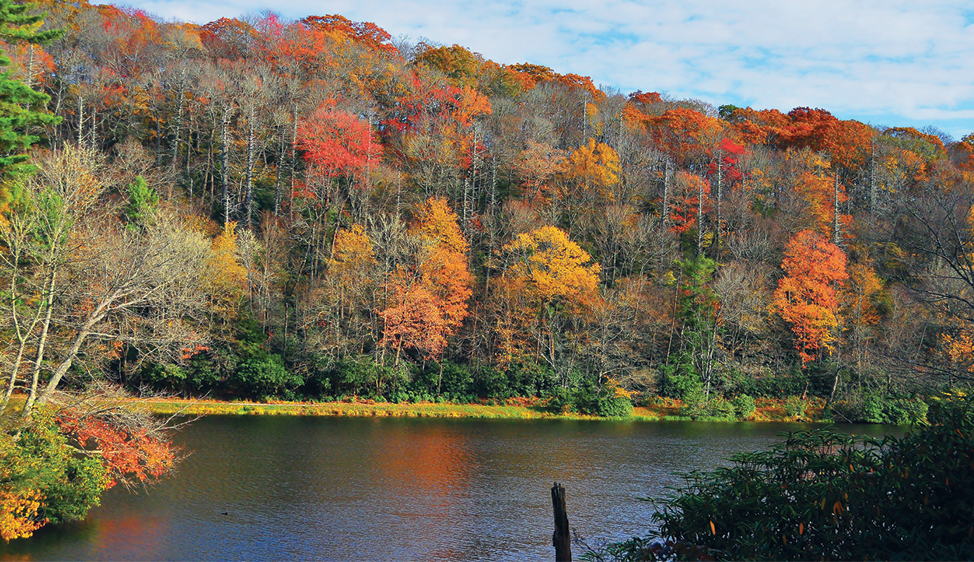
0;0;61;211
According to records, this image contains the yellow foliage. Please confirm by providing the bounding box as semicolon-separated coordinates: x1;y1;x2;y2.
502;226;601;309
559;138;620;194
328;224;376;273
0;489;46;541
413;197;469;255
206;221;248;315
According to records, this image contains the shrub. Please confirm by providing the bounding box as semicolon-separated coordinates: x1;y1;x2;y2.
0;411;109;540
784;395;807;419
603;393;974;561
231;352;303;400
681;396;736;421
732;394;756;420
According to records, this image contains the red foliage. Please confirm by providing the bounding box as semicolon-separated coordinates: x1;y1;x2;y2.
707;137;747;183
56;414;177;490
297;105;382;179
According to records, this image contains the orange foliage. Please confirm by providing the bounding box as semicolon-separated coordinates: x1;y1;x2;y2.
646;108;723;166
514;141;567;199
842;261;883;330
772;230;849;364
788;151;849;238
56;415;177;490
668;172;710;234
380;199;472;361
300;14;397;57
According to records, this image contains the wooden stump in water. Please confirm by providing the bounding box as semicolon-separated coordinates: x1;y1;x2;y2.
551;482;571;561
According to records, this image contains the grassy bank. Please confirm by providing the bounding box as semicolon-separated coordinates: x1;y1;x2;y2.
139;396;825;422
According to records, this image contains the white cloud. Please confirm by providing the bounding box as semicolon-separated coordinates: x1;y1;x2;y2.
113;0;974;137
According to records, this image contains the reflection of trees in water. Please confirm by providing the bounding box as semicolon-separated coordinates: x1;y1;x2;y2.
372;421;472;560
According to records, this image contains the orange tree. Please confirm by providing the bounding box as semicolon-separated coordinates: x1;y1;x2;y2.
772;229;848;367
379;198;472;370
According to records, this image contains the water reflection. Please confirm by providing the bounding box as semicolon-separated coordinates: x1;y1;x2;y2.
0;418;898;561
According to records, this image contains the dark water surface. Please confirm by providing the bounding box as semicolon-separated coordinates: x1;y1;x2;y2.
1;417;897;561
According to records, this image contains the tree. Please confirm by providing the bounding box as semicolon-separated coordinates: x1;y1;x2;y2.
0;147;210;416
772;230;848;366
499;226;601;376
379;199;472;368
0;0;61;214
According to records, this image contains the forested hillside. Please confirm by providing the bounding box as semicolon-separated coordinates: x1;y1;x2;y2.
6;0;974;422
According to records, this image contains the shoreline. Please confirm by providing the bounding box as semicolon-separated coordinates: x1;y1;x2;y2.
137;397;827;422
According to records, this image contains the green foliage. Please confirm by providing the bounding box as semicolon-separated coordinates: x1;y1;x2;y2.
545;382;634;418
831;392;930;425
680;395;736;421
230;349;303;400
0;0;62;201
0;410;108;526
123;175;158;229
783;395;808;419
658;359;703;403
606;393;974;561
732;394;756;420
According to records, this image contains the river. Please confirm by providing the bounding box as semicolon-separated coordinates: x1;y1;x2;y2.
0;416;897;561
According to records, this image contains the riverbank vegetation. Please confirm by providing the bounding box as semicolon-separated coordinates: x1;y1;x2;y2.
2;0;974;541
593;392;974;561
135;395;824;422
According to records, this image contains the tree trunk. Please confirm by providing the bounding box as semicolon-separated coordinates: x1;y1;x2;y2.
244;105;256;227
715;151;723;257
833;173;841;245
551;483;572;562
221;104;232;226
662;157;673;230
77;95;84;146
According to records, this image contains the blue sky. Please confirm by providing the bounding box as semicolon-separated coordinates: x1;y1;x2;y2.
127;0;974;139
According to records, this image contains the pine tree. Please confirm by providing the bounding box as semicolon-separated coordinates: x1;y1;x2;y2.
0;0;61;211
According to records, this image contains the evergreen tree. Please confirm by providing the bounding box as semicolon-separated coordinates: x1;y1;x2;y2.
0;0;61;211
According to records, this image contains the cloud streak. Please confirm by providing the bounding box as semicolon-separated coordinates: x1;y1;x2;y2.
126;0;974;137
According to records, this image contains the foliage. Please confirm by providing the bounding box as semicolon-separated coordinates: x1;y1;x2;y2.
0;0;61;212
772;230;849;365
731;394;756;420
0;410;108;539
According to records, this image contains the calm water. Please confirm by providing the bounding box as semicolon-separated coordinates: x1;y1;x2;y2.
1;417;897;561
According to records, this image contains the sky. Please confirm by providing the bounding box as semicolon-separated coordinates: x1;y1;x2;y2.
122;0;974;140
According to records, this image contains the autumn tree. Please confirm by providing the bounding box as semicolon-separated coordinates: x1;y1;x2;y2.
499;226;601;377
379;199;472;371
772;230;848;370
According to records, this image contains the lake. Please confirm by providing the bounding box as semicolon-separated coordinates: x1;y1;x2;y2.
0;416;897;561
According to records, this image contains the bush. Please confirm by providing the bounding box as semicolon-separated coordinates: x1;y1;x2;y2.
784;395;807;419
0;411;109;540
230;352;303;400
546;380;634;418
603;392;974;561
657;360;703;403
680;396;736;421
732;394;756;420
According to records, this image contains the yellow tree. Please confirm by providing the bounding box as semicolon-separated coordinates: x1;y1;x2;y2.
206;221;248;329
500;226;601;374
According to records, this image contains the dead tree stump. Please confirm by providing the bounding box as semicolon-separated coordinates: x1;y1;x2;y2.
551;482;571;561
